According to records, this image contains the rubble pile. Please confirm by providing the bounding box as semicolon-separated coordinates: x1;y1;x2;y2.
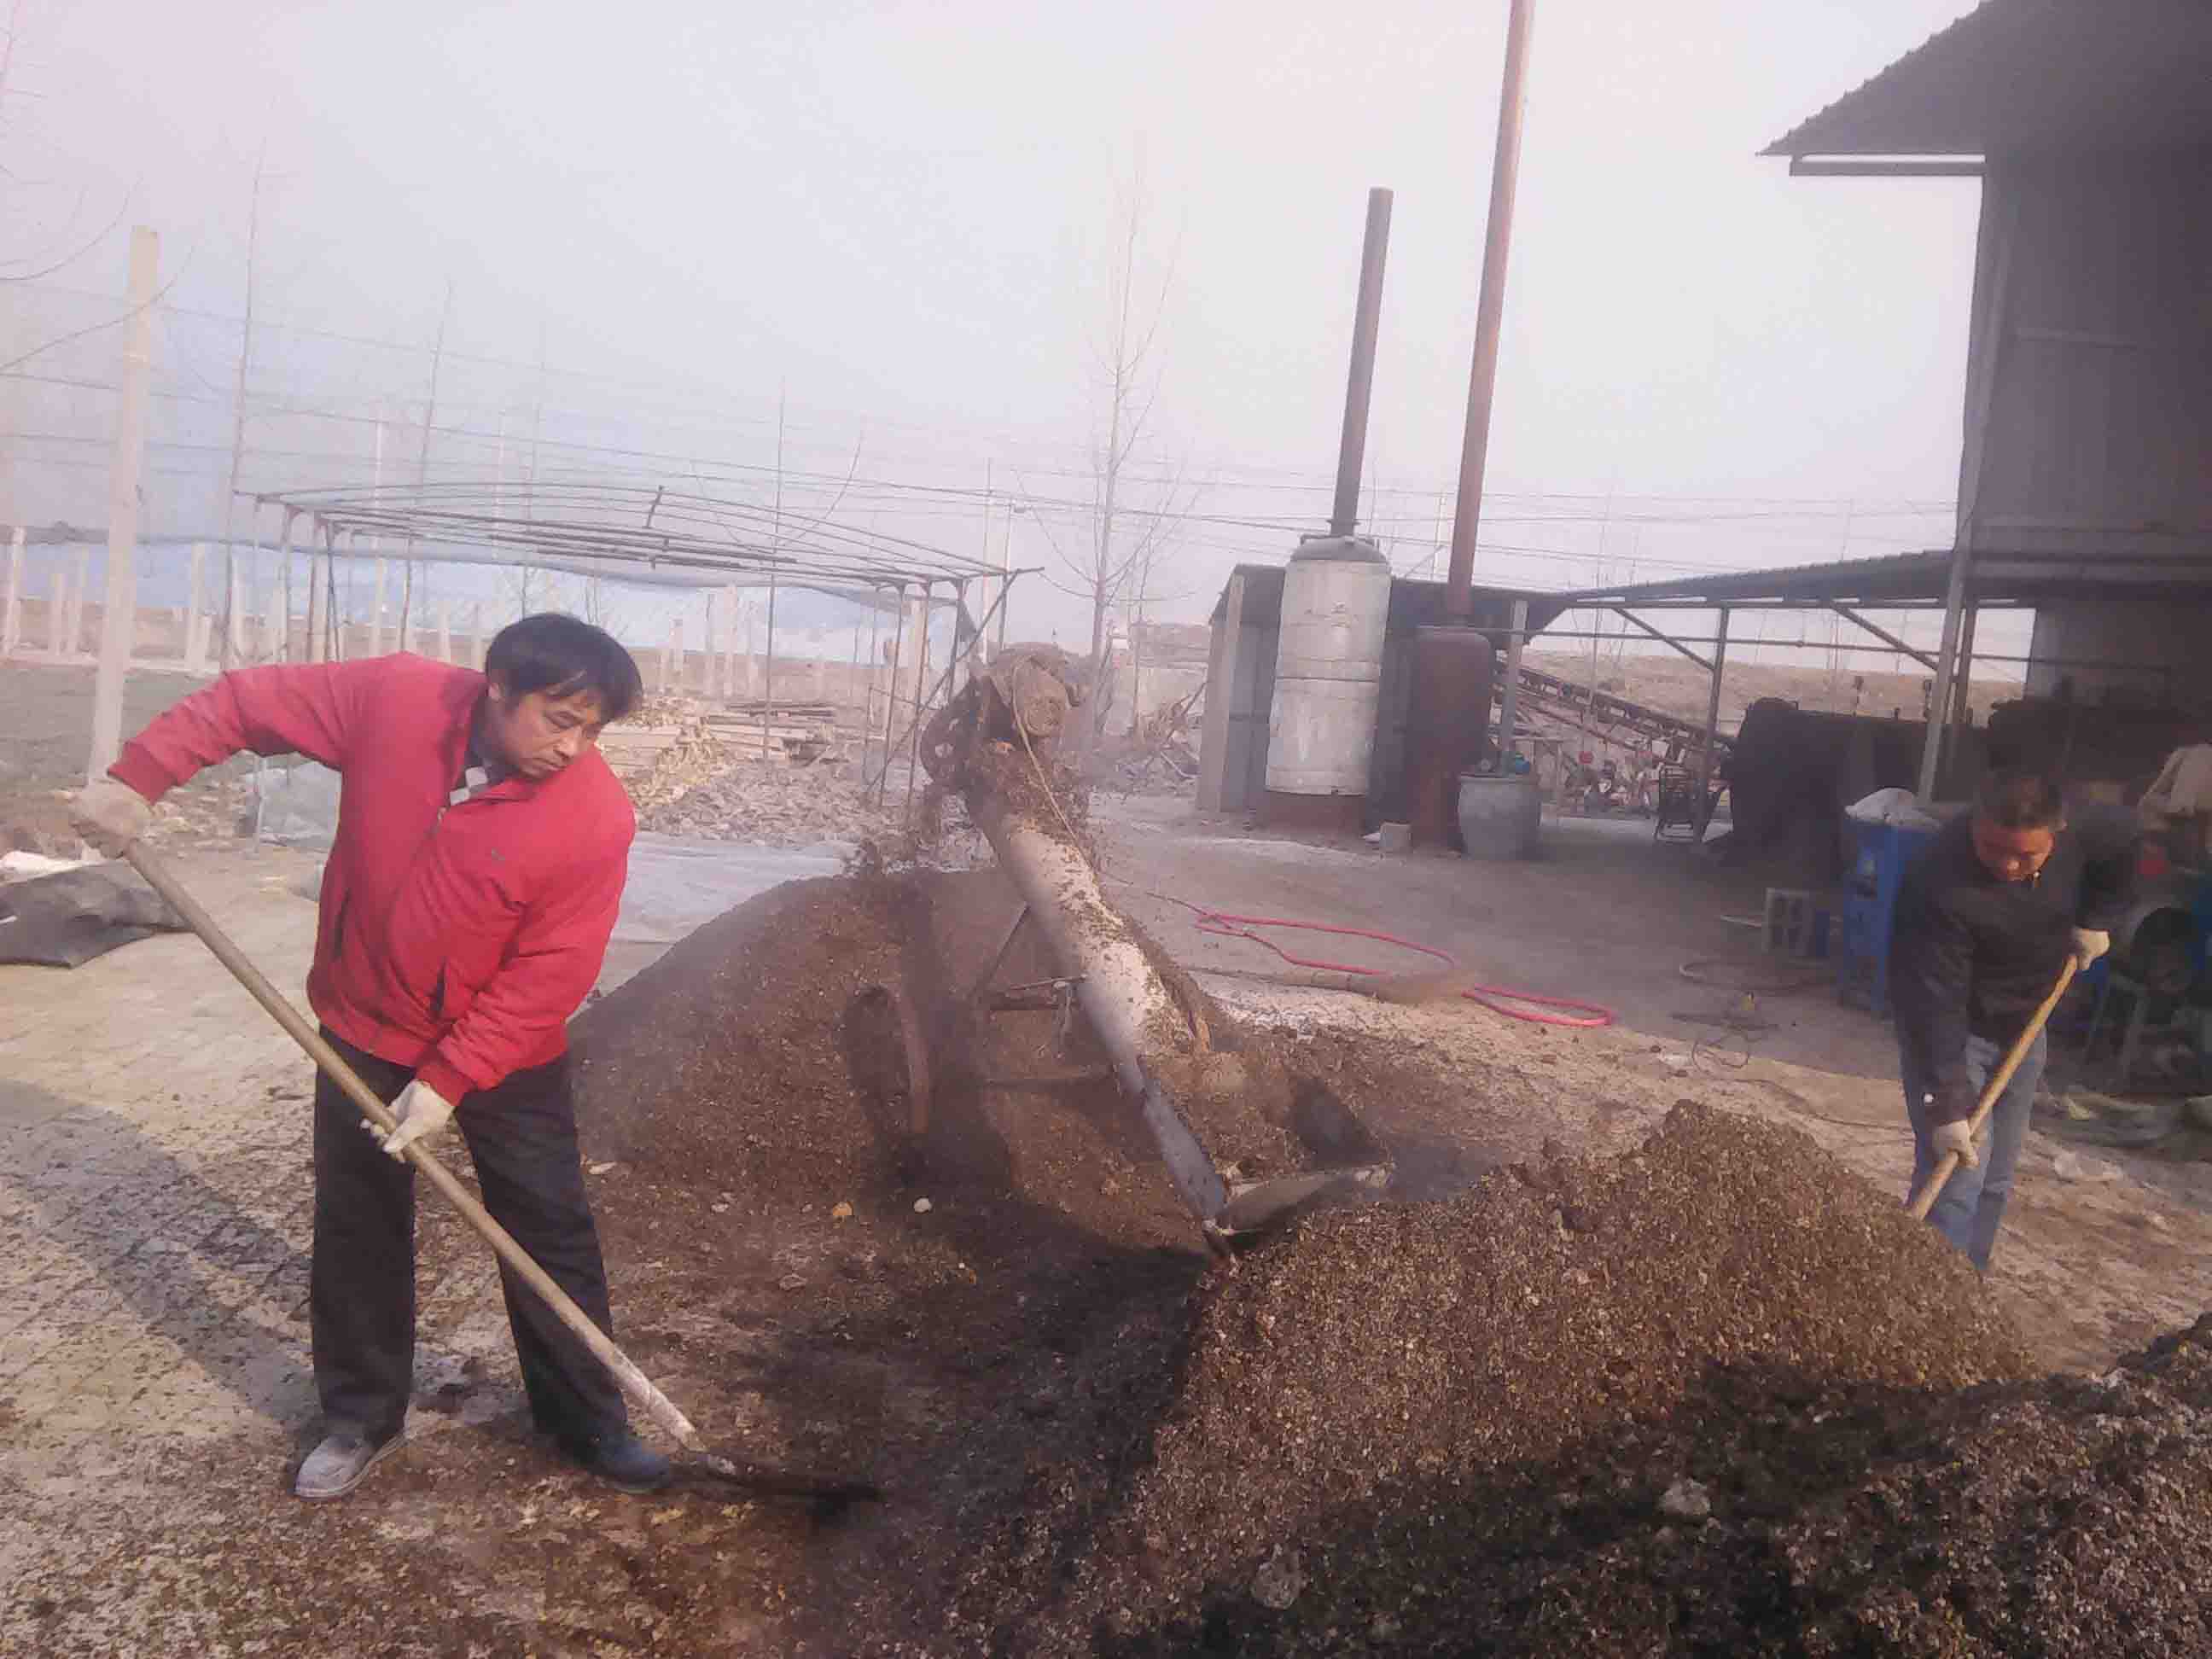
633;756;898;847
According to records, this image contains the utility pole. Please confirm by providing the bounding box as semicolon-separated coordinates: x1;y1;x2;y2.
1444;0;1537;617
217;153;265;667
87;227;160;780
399;280;453;651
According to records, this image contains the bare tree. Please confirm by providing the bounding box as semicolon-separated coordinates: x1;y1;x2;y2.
499;562;550;620
1034;161;1196;746
571;572;621;632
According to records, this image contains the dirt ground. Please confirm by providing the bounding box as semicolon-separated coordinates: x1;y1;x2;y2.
5;785;2212;1653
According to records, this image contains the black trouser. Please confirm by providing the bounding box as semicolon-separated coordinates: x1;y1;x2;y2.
311;1027;627;1447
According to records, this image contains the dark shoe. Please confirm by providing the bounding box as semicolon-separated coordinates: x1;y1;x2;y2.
294;1429;405;1501
562;1430;672;1494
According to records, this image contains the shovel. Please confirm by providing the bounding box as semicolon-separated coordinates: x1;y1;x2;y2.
1906;958;2077;1221
124;842;881;1507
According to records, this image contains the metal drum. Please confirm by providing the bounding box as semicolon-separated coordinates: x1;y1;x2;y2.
1458;772;1541;860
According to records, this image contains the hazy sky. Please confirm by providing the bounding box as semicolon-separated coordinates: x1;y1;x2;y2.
4;0;1992;649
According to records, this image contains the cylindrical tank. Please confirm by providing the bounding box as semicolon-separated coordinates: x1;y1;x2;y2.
1265;536;1392;798
1458;773;1541;860
1404;625;1496;848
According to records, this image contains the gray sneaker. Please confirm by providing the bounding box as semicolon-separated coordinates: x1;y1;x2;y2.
294;1430;405;1501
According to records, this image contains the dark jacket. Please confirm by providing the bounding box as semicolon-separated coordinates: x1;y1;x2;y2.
1890;807;2136;1123
110;654;634;1103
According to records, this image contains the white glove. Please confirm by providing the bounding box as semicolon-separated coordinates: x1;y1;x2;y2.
72;777;154;856
2070;928;2110;969
1930;1116;1979;1170
377;1080;457;1160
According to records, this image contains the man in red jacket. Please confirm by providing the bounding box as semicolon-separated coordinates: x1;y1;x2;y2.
73;614;668;1500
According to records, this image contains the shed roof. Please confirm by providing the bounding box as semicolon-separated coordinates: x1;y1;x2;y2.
1766;0;2212;159
1557;548;2212;611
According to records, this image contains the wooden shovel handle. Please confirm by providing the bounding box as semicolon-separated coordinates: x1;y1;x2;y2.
125;843;705;1453
1906;957;2077;1221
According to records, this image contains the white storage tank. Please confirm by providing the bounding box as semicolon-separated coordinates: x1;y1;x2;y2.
1265;535;1392;803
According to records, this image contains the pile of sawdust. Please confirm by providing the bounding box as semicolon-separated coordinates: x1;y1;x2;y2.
960;1103;2071;1654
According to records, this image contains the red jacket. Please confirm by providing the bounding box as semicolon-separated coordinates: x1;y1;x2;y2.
111;653;633;1103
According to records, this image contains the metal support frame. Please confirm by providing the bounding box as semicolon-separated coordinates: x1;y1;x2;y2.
1607;606;1713;672
1917;548;1971;801
1829;603;1938;671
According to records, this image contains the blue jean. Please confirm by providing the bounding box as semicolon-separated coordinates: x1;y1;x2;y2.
1901;1030;2046;1272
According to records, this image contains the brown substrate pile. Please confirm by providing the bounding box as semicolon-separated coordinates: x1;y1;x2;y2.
955;1103;2212;1656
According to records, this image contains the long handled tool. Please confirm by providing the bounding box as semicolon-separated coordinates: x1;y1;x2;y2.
125;843;879;1505
1906;958;2077;1221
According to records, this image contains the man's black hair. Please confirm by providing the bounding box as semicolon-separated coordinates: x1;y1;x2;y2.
1976;767;2065;831
482;613;643;722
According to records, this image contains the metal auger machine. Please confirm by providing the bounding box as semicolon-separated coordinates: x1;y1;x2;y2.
910;648;1391;1252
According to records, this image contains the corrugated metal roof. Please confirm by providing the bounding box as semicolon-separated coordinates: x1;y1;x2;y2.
1559;548;2212;610
1766;0;2212;158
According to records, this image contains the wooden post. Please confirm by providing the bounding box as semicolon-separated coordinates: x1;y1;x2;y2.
87;225;159;781
3;527;23;658
1196;572;1245;813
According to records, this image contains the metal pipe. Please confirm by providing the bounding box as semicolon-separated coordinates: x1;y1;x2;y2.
903;582;933;823
1330;187;1395;540
1495;596;1528;759
1444;0;1537;617
1695;608;1729;830
1918;548;1970;800
875;586;907;806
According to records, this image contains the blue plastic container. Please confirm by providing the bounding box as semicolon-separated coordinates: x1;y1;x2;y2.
1836;819;1941;1015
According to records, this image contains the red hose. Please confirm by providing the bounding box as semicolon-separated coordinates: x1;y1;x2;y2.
1165;897;1616;1029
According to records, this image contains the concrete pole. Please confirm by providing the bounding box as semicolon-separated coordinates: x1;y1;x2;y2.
723;585;740;700
470;602;486;669
370;559;387;656
1695;608;1730;835
3;527;23;657
229;565;250;663
184;543;207;670
87;225;160;782
68;547;90;657
438;601;453;665
1444;0;1537;617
